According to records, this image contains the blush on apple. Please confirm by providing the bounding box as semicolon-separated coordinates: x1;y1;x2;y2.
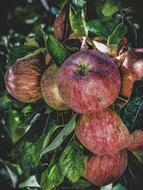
120;48;143;97
127;130;143;152
84;150;128;186
57;50;121;113
5;57;42;103
41;64;68;110
75;109;132;155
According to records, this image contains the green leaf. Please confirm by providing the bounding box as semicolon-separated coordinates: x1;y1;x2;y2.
121;97;143;131
32;136;46;166
18;142;36;176
0;160;21;188
0;91;12;109
11;139;41;175
42;125;63;150
60;140;85;183
21;105;33;115
86;19;116;39
132;79;143;97
12;123;63;169
4;109;28;143
101;0;121;17
40;163;64;190
132;152;143;165
71;0;86;8
12;139;43;176
113;183;127;190
69;6;88;37
19;175;40;188
7;45;37;66
107;23;127;45
127;20;139;47
101;184;113;190
72;179;91;189
17;47;45;61
46;35;69;66
33;124;63;166
41;115;76;155
24;38;39;48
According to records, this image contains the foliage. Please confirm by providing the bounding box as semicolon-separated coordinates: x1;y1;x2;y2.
0;0;143;190
46;34;70;66
60;139;85;183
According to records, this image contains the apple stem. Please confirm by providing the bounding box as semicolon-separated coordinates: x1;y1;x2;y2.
114;52;127;67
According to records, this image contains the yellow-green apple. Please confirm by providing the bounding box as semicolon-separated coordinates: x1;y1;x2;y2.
41;64;68;110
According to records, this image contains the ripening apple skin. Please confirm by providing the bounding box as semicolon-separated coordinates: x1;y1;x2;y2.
41;64;68;110
84;150;128;186
5;58;42;103
127;130;143;152
57;50;121;113
122;48;143;80
75;109;132;155
120;48;143;97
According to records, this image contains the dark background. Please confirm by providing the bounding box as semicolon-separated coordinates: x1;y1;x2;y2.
0;0;143;33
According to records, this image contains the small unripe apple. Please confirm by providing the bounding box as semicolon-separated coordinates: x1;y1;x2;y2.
84;150;128;186
75;109;132;155
41;64;68;110
127;130;143;152
5;58;42;103
57;50;121;113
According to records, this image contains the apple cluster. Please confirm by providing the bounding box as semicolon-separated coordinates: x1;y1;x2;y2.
4;48;143;187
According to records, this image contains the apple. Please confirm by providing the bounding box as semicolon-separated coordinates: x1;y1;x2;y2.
122;48;143;80
75;109;132;155
57;50;121;113
41;64;68;110
5;57;42;103
120;48;143;97
127;130;143;152
84;150;128;186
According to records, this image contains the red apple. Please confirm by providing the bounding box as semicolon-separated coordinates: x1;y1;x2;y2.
41;64;68;110
127;130;143;152
120;48;143;97
57;50;121;113
84;150;128;186
75;109;132;155
122;48;143;80
5;58;42;103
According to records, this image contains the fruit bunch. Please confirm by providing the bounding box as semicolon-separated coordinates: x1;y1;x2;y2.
4;43;143;187
3;1;143;188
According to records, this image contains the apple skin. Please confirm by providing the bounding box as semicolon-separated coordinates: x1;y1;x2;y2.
5;58;42;103
122;48;143;81
75;109;132;155
41;64;68;110
120;48;143;97
57;50;121;113
84;150;128;186
127;130;143;152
